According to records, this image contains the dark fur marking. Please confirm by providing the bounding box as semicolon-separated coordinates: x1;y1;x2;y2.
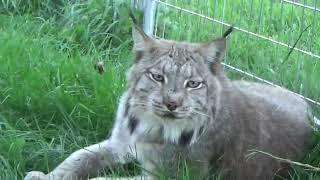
179;130;194;146
128;115;139;134
159;125;164;136
124;101;130;117
135;51;144;62
215;51;221;59
189;55;197;63
211;106;216;118
149;47;156;54
198;126;204;136
139;88;149;93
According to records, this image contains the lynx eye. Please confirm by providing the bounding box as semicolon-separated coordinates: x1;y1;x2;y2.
186;80;202;89
149;73;164;83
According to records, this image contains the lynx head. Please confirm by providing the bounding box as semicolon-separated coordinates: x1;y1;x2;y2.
125;23;230;145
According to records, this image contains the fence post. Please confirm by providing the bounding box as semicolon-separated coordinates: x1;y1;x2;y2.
131;0;157;35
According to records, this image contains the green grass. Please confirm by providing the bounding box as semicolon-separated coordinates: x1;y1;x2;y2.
0;13;130;179
0;0;320;179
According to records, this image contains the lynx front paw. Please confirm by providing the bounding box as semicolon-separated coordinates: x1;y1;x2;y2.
24;171;48;180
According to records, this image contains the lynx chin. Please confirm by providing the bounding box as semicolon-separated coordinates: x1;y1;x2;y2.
25;21;313;180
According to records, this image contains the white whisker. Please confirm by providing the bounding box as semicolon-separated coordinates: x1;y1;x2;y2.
190;109;211;118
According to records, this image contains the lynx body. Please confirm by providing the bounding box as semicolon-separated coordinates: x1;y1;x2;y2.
25;25;312;180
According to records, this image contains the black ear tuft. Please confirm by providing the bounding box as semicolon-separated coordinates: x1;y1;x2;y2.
222;26;233;38
129;8;156;62
128;8;139;26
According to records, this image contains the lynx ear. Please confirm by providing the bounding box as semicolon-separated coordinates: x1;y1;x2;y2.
132;25;154;52
129;11;156;62
196;26;232;63
196;38;226;63
196;26;232;74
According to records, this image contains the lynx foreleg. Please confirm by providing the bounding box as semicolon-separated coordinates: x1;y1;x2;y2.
25;138;132;180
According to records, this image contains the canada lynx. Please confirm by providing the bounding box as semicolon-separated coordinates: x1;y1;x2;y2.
25;21;313;180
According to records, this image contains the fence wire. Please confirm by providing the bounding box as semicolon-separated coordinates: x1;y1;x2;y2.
151;0;320;112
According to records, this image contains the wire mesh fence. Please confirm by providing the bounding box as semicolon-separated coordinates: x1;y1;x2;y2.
134;0;320;118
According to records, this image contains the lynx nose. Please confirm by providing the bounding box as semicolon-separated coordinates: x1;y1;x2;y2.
165;101;179;111
163;91;183;111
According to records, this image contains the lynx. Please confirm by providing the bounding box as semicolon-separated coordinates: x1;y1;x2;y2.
25;21;313;180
